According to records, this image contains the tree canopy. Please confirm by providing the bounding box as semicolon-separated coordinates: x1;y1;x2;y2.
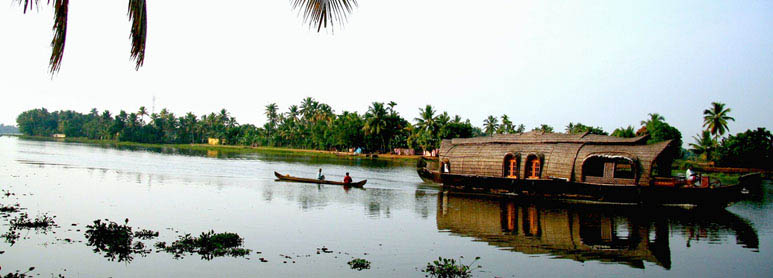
714;128;773;169
565;122;607;135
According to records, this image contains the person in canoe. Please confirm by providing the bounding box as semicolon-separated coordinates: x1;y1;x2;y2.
317;168;325;180
343;172;352;185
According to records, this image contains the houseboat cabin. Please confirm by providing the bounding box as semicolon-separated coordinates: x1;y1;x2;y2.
437;131;676;187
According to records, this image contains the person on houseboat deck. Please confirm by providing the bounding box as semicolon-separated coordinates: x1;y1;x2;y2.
686;166;700;186
317;168;325;180
343;172;352;185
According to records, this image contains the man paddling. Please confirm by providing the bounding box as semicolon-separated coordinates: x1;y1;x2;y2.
343;172;352;185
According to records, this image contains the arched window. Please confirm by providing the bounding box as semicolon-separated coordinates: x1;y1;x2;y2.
525;155;541;179
503;153;519;178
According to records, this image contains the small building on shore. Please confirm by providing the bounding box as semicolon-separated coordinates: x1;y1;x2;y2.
207;137;223;145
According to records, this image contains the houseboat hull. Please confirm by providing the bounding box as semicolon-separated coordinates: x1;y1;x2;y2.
438;172;747;207
417;168;442;183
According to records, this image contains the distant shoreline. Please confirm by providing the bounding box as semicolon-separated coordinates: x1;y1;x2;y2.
13;135;425;162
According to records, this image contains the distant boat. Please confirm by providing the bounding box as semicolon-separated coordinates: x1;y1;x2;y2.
274;171;366;188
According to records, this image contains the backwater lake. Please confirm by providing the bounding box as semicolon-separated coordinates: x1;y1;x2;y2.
0;136;771;277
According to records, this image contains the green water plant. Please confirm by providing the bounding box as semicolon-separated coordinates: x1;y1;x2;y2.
9;213;56;229
0;203;21;213
2;230;20;245
133;229;159;240
1;267;35;278
84;219;152;262
347;258;371;270
156;230;251;260
422;256;481;278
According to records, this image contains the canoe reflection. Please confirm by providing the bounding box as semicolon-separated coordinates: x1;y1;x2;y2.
436;193;758;270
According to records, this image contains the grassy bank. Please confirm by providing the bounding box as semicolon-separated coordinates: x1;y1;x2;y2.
15;135;424;162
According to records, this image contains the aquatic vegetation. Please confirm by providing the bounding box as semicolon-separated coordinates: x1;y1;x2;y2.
133;229;159;240
156;230;251;260
1;267;35;278
1;189;14;197
422;256;480;278
2;230;20;245
347;258;371;271
84;219;151;262
9;213;56;229
0;203;21;213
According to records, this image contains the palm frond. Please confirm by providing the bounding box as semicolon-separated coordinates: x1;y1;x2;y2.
291;0;358;32
49;0;68;74
128;0;147;70
14;0;41;14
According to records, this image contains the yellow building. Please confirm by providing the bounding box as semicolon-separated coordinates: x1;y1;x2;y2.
207;138;222;145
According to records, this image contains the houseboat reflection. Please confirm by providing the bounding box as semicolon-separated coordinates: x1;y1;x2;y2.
436;193;758;269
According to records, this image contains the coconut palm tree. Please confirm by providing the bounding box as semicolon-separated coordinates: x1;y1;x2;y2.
483;115;499;136
387;101;398;116
532;124;554;133
300;97;319;121
414;105;437;134
363;102;388;152
703;102;735;140
499;115;514;134
640;113;665;126
689;130;717;161
436;112;450;128
15;0;357;73
137;106;147;125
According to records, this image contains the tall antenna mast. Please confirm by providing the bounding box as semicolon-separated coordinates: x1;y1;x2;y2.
152;95;156;115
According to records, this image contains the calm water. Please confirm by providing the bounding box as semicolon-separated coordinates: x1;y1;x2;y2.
0;136;771;277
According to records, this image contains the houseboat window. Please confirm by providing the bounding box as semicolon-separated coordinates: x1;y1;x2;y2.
583;157;605;177
441;161;451;173
651;159;672;177
503;154;519;178
613;159;635;179
526;155;541;179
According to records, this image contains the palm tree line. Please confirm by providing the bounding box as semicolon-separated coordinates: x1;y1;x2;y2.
16;98;481;153
19;100;694;153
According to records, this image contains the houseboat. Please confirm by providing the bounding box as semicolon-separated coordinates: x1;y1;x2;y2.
418;131;760;207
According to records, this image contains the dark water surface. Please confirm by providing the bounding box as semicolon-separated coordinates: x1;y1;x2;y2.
0;136;771;277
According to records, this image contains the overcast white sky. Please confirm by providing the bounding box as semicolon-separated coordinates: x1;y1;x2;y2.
1;0;771;142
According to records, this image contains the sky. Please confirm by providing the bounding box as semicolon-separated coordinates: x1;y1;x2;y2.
1;0;771;144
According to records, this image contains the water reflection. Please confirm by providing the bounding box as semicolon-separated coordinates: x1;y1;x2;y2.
436;193;759;269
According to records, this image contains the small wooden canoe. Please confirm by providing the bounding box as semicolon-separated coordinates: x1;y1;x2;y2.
274;171;367;188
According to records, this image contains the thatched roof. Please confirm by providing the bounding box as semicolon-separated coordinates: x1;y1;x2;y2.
449;131;648;145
